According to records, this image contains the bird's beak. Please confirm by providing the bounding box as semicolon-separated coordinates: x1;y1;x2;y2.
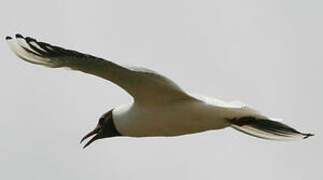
80;126;101;149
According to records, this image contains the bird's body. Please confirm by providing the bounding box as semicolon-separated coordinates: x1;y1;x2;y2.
6;34;313;148
114;98;225;137
114;96;266;137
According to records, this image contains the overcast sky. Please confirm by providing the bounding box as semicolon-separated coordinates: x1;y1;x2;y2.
0;0;322;179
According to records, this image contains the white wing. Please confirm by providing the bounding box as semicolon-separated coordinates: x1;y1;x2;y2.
6;34;191;103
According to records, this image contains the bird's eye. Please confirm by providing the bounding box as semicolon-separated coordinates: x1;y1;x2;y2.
99;118;105;125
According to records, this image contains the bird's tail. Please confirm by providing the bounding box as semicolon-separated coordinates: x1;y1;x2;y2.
228;117;314;140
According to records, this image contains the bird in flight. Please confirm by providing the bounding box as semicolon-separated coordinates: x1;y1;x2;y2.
6;34;313;148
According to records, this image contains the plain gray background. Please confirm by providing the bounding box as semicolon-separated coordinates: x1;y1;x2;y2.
0;0;322;179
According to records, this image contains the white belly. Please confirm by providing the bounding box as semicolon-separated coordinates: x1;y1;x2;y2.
113;99;231;137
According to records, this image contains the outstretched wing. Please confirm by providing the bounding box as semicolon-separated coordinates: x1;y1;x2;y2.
6;34;191;103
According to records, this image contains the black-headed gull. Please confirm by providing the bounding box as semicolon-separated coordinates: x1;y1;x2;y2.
6;34;313;148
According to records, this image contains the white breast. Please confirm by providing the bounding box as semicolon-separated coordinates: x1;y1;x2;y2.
112;98;233;137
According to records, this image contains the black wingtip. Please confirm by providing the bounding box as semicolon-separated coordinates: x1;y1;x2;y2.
15;33;23;39
25;37;36;42
5;36;12;40
303;133;314;139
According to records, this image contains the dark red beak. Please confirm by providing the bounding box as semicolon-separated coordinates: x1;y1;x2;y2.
80;126;101;149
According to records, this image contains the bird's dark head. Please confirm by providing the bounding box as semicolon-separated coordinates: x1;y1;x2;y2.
80;109;121;149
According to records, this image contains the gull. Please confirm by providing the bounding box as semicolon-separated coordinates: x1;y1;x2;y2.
6;34;313;148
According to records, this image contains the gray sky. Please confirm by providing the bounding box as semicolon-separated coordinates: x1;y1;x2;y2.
0;0;322;179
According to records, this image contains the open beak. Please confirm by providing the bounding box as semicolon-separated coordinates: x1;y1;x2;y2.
80;126;101;149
